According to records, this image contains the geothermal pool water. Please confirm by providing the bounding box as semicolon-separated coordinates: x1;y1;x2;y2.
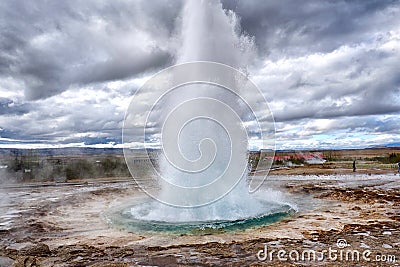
105;186;297;234
106;201;295;234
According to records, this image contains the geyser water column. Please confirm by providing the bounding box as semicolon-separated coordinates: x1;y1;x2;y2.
122;61;282;223
116;0;293;229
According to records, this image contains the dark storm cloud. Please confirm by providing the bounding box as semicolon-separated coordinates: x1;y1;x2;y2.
223;0;400;133
223;0;399;57
76;50;171;85
0;87;127;144
0;0;181;100
0;98;30;115
263;44;400;122
1;0;397;100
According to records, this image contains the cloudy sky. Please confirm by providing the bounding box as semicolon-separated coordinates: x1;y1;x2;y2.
0;0;399;150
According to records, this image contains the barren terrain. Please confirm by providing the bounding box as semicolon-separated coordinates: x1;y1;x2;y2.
0;171;399;266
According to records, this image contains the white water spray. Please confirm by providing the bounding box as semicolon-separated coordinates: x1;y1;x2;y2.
124;0;286;223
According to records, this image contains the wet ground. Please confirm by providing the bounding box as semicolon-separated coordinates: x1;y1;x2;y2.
0;175;399;266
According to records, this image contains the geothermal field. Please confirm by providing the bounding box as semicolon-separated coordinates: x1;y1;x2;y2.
0;148;399;266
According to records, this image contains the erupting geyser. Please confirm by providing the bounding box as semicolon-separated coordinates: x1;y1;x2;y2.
116;0;295;232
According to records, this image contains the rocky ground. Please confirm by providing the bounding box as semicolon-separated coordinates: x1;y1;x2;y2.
0;173;399;266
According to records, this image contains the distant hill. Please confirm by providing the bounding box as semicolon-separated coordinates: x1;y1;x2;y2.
385;142;400;148
0;142;399;157
0;147;123;157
